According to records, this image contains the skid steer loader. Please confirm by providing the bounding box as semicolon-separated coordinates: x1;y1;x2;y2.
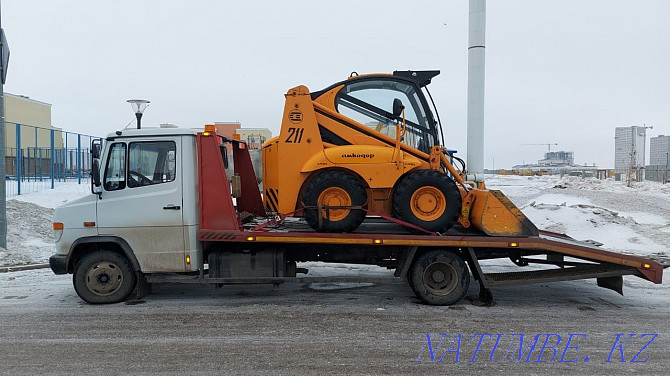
262;70;537;237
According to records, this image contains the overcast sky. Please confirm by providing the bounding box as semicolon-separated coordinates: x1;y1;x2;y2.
3;0;669;168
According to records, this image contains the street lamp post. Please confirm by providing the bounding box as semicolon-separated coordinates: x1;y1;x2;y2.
665;152;669;184
640;124;653;182
127;99;150;129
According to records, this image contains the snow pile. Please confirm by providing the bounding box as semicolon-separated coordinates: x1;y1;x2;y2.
522;198;667;256
487;175;670;258
1;183;89;266
553;176;670;196
1;200;55;265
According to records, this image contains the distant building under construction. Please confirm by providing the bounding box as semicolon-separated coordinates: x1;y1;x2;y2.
614;126;646;180
538;151;574;166
646;135;670;183
509;150;597;176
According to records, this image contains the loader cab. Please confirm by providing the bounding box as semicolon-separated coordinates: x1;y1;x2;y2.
313;70;441;154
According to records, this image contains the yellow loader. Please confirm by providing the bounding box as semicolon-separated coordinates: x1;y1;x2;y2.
262;70;537;237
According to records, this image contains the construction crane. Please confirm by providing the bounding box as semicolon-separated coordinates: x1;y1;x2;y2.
523;143;558;152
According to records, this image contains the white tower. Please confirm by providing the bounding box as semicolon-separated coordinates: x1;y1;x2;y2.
466;0;486;181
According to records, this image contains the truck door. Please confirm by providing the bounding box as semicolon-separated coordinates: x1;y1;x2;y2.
97;136;186;272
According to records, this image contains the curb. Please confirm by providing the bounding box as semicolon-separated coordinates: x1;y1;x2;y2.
0;263;50;273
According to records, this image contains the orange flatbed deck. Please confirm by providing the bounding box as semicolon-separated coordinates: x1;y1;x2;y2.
198;218;664;284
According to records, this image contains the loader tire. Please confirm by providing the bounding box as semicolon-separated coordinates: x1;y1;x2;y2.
303;171;367;233
73;250;137;304
393;170;461;233
409;250;470;305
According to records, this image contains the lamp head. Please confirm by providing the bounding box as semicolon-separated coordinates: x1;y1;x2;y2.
127;99;150;114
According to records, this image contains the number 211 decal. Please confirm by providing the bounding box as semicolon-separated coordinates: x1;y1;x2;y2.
285;127;304;143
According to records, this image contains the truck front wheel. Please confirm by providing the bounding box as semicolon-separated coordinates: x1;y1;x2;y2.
409;250;470;305
73;251;137;304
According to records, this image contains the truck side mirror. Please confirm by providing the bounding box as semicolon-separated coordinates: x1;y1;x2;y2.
91;159;101;189
91;139;102;195
91;140;101;159
392;98;405;119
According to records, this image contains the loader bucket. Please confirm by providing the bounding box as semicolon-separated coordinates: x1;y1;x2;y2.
468;189;539;237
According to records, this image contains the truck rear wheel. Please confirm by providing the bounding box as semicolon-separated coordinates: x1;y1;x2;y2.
409;250;470;305
393;170;461;233
303;171;367;233
73;251;137;304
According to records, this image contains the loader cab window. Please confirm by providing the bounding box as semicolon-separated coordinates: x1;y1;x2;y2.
128;141;177;188
104;143;126;191
335;79;436;153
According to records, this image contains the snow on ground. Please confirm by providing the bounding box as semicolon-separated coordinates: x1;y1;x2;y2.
486;175;670;258
0;183;89;266
10;181;91;209
1;176;669;267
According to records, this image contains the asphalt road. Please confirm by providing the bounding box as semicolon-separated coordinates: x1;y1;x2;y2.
0;268;668;375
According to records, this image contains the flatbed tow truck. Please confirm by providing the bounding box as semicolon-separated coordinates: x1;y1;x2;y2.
49;127;665;305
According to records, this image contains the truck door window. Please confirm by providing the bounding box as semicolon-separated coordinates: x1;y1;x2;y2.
103;143;126;191
128;141;177;188
335;80;435;153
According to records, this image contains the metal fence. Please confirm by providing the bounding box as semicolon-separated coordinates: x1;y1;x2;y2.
4;122;101;196
645;165;670;183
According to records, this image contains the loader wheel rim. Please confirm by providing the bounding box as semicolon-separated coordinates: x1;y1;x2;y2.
85;262;124;297
318;187;352;222
410;187;446;222
422;261;458;296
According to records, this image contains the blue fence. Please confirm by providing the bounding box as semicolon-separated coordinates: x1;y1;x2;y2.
4;122;101;196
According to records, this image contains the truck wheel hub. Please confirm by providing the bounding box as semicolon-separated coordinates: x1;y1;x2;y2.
97;274;110;284
431;270;445;283
423;261;457;295
85;262;123;296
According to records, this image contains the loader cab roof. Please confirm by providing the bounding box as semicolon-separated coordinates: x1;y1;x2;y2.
311;70;443;152
392;70;440;87
311;70;440;99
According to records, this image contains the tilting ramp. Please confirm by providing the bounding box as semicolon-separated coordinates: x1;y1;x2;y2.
483;264;637;288
464;230;665;302
531;230;663;283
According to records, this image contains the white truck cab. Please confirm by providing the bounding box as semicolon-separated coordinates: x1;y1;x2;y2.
50;128;202;303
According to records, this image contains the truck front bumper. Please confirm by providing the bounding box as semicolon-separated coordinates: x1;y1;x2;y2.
49;254;68;275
